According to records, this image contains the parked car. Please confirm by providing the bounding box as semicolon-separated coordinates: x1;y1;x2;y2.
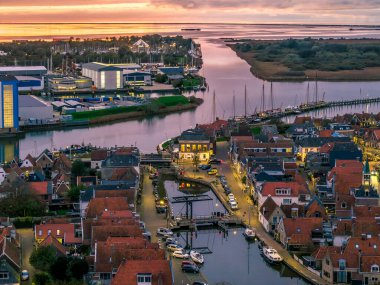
167;244;184;252
156;205;167;213
172;250;190;259
207;169;218;175
229;200;238;210
227;193;235;200
182;260;195;268
199;164;212;170
182;263;200;273
193;282;208;285
157;227;173;236
149;173;158;179
209;159;222;164
20;270;29;281
224;187;231;195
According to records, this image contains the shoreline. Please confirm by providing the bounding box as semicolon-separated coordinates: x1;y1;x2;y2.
19;100;202;133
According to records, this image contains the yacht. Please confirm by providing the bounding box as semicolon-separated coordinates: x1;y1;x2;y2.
262;247;283;264
190;250;205;264
243;228;256;240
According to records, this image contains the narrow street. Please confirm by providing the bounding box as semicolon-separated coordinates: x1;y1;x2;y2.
18;228;35;285
138;169;208;285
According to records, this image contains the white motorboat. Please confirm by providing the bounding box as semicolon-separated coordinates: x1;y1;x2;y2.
243;228;256;240
190;250;204;264
157;227;173;236
262;247;283;264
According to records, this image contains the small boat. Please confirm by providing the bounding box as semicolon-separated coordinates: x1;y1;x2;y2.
243;228;256;240
190;250;204;264
262;247;283;264
193;85;200;91
200;85;206;91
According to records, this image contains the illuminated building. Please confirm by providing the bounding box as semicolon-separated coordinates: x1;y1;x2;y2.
0;75;19;131
82;62;123;90
178;128;212;161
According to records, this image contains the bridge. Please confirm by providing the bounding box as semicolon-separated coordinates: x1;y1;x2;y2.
170;214;243;231
140;153;172;165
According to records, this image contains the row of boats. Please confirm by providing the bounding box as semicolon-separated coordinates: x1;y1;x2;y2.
157;227;205;264
243;227;283;264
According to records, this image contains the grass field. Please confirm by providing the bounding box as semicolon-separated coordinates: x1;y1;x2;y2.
72;95;191;120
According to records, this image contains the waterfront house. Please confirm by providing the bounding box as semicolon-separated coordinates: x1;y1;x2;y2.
198;118;229;138
91;149;108;169
328;123;354;137
111;260;173;285
259;196;285;233
277;217;324;251
178;128;212;161
35;149;54;170
131;39;150;53
257;181;310;209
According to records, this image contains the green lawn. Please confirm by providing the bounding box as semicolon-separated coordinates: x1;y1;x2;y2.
71;95;190;120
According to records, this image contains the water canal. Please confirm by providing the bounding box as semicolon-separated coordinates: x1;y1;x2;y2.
164;180;309;285
2;24;380;158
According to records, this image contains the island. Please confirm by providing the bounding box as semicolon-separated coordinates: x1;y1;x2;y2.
229;38;380;81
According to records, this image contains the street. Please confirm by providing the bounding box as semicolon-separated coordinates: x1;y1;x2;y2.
18;228;35;285
138;169;208;285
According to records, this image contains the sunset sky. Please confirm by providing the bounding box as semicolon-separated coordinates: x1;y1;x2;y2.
0;0;380;24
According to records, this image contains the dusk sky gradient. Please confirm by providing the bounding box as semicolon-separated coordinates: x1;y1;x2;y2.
1;0;380;24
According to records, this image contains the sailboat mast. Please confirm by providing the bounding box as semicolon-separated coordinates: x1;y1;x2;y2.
212;91;216;123
233;91;236;119
262;83;265;112
307;82;310;105
270;81;274;110
244;85;247;118
315;71;318;103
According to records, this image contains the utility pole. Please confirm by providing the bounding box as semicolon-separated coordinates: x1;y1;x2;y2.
262;82;265;112
270;81;274;110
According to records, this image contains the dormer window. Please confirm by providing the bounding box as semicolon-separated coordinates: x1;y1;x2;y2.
372;265;379;273
341;202;347;209
137;273;152;285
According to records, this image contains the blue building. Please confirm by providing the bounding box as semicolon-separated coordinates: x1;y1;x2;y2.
0;75;19;131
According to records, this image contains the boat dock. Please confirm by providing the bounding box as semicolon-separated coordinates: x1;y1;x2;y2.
235;95;380;123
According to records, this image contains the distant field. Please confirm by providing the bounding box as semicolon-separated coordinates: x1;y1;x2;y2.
230;38;380;81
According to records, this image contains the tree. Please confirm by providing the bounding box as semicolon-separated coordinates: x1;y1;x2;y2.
29;246;57;272
33;272;50;285
67;258;89;280
67;184;86;202
50;256;69;281
71;159;86;182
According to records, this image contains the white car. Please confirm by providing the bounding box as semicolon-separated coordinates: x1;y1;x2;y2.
20;270;29;281
167;244;184;252
172;250;189;259
157;227;173;236
229;200;238;210
228;193;235;200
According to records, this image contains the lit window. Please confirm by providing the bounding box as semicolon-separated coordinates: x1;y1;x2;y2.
116;71;121;89
2;84;14;128
47;229;51;235
38;230;42;236
57;229;61;236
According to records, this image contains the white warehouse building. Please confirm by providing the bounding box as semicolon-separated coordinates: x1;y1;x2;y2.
81;62;123;90
19;95;54;122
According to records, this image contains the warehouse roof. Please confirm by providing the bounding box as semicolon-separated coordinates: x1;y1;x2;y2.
0;66;47;72
19;95;49;107
82;62;122;71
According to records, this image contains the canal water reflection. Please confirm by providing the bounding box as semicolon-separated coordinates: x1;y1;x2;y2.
164;180;310;285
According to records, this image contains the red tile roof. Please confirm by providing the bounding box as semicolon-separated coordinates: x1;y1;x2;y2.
373;129;380;141
283;217;323;245
101;210;133;219
261;181;308;197
86;197;130;219
259;196;278;220
354;206;380;218
0;235;21;269
91;225;143;247
361;256;380;272
319;130;333;137
294;116;312;124
27;181;50;196
35;223;81;244
39;235;67;256
111;260;173;285
91;149;108;161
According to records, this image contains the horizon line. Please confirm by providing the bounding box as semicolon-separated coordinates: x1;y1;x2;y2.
1;22;380;26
